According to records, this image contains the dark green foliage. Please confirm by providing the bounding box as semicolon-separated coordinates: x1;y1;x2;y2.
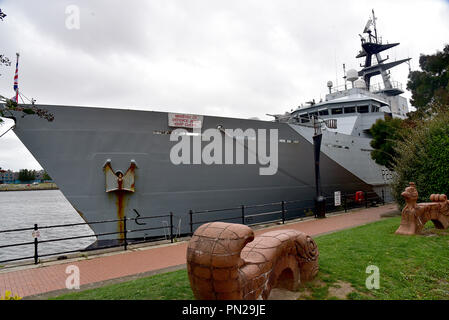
0;99;54;122
18;169;36;182
42;171;51;180
21;108;36;115
407;44;449;115
391;110;449;208
0;54;10;67
369;117;406;169
0;9;9;75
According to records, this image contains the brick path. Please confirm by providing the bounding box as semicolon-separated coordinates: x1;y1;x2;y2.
0;203;397;298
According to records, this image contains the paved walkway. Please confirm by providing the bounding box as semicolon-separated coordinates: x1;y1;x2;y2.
0;203;397;298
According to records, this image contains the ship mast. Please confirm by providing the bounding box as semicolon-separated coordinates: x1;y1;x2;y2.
372;9;378;43
357;10;411;95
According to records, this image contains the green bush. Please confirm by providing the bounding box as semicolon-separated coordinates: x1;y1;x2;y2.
392;110;449;208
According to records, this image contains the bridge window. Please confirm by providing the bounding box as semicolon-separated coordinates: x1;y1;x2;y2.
357;105;369;113
299;114;310;123
344;106;356;114
319;109;329;116
331;108;343;115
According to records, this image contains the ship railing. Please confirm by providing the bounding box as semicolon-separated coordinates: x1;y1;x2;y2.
0;213;174;266
359;34;383;45
189;190;385;235
370;80;403;93
329;83;351;94
0;189;385;267
328;80;403;95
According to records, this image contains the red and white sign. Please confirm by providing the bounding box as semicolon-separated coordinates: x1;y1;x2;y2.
168;113;203;129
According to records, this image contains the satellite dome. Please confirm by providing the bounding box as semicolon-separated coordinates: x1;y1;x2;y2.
327;80;333;88
354;78;366;89
346;69;359;82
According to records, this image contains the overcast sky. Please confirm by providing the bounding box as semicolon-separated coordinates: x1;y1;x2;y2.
0;0;449;171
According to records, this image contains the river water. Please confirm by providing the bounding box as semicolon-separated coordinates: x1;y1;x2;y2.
0;190;95;264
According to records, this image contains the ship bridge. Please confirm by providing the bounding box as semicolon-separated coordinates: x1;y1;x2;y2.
289;89;390;132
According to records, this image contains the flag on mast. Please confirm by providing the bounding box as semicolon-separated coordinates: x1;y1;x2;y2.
13;53;19;103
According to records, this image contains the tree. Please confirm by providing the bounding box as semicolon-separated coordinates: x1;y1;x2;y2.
0;9;10;75
0;8;6;20
0;54;10;68
369;117;406;170
0;8;54;123
18;169;36;182
407;44;449;117
391;109;449;208
42;171;52;181
370;44;449;170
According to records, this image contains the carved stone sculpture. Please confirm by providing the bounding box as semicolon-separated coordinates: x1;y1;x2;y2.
395;182;449;235
186;222;319;300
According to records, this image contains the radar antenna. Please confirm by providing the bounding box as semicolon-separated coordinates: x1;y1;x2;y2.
372;9;378;43
357;10;411;93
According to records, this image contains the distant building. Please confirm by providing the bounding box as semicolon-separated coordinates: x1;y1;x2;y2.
0;169;53;184
35;170;44;181
0;170;17;184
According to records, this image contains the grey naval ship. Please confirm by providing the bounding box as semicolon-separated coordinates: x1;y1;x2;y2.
1;11;410;245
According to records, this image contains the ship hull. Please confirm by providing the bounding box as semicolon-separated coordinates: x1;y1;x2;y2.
9;105;376;243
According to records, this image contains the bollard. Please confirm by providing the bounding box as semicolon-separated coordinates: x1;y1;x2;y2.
189;210;193;236
281;201;285;224
33;224;38;265
170;212;174;243
364;191;368;208
344;193;347;212
315;196;326;219
123;215;128;251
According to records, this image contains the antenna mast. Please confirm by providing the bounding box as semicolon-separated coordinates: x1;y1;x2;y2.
357;10;411;94
372;9;378;43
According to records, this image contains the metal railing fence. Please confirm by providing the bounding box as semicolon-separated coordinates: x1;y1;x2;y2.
0;189;385;266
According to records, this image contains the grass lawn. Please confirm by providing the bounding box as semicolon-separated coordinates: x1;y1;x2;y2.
301;216;449;299
52;268;194;300
52;216;449;300
0;183;58;191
